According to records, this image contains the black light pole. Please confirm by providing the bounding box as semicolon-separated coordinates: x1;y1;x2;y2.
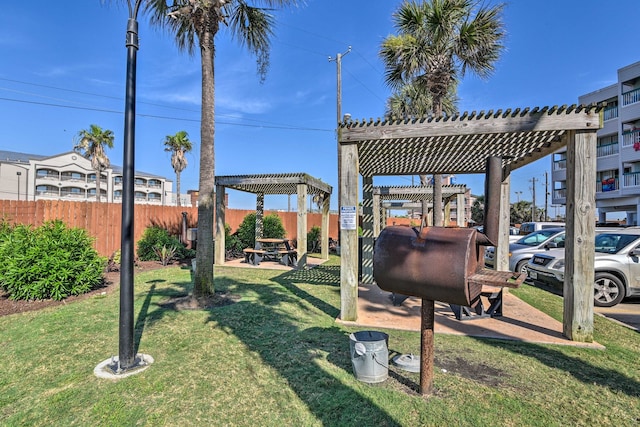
118;0;143;372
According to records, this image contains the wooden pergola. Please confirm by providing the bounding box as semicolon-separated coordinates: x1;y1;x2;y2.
214;173;332;269
338;105;602;342
374;184;468;231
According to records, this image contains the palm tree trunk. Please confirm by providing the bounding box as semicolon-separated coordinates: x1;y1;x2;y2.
193;30;215;298
176;171;181;207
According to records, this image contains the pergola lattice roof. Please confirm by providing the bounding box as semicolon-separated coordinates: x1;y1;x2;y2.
374;184;467;201
339;104;603;176
215;173;332;196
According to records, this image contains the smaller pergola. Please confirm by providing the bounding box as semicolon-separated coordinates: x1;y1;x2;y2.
214;173;332;269
374;184;468;232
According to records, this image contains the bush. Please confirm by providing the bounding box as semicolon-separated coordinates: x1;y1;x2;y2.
307;226;321;252
236;213;286;249
0;220;106;301
225;224;244;258
137;226;186;262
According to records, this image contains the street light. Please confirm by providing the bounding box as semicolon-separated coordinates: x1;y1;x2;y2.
16;171;21;201
515;191;522;203
95;0;153;378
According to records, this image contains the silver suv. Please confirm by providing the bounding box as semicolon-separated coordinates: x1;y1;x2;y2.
527;229;640;307
484;227;566;273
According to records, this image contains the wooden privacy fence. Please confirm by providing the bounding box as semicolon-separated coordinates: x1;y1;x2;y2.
0;200;340;257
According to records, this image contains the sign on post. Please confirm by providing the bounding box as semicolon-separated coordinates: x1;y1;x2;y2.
340;206;357;230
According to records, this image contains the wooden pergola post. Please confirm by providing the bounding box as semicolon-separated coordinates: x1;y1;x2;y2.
321;194;330;260
340;141;359;321
564;129;596;342
296;183;308;269
214;184;226;266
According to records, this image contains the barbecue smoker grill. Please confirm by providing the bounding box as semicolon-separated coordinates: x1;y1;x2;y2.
373;226;523;307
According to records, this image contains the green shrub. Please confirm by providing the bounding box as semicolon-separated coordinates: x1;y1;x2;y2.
236;213;286;249
307;226;321;252
225;224;244;257
136;226;185;261
0;220;106;301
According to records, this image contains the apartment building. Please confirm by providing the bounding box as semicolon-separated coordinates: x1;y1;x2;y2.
551;61;640;225
0;150;188;206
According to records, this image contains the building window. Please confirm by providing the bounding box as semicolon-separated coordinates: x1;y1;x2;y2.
36;168;59;180
36;185;59;196
61;171;85;182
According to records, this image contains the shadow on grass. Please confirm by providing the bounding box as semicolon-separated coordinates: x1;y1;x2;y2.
272;264;341;320
482;337;640;398
132;276;193;353
207;268;402;426
438;314;640;398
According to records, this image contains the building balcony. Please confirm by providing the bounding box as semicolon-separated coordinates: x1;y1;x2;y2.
623;171;640;187
597;142;619;157
596;177;619;193
553;188;567;199
603;105;618;121
553;159;566;171
622;130;640;148
622;87;640;106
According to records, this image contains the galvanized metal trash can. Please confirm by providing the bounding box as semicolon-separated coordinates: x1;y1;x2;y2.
349;331;389;383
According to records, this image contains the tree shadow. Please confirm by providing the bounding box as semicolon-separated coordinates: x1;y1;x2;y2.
206;275;402;426
272;264;341;319
479;336;640;398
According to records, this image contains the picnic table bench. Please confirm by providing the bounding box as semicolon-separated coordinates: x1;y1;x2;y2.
243;248;266;265
244;238;297;267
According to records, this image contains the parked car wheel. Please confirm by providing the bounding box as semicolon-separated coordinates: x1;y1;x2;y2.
516;259;530;274
593;272;625;307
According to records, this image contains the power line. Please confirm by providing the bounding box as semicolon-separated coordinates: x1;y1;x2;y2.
0;77;317;129
0;97;333;132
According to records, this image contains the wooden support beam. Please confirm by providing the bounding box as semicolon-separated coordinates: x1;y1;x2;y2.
340;142;359;321
564;130;596;342
297;184;307;269
214;185;226;266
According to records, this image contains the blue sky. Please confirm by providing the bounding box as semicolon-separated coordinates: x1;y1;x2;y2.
1;0;638;215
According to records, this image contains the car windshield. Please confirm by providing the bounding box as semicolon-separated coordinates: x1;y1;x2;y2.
594;233;640;253
516;229;562;246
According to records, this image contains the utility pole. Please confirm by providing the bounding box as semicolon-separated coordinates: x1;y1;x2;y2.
529;177;537;221
544;171;549;221
329;46;351;238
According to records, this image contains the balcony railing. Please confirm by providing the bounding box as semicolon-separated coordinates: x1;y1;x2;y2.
596;142;619;157
553;159;567;170
622;87;640;106
603;105;618;121
553;188;566;199
622;129;640;147
623;171;640;187
36;172;60;180
596;178;619;193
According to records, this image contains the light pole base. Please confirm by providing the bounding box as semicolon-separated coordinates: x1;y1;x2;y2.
94;353;154;379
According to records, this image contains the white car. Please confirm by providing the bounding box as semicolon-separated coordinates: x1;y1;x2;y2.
484;227;566;273
527;229;640;307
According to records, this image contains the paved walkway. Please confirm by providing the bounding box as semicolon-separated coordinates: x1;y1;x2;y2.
222;258;603;349
337;284;604;349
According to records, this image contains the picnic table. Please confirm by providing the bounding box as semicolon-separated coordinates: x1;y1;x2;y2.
243;238;297;267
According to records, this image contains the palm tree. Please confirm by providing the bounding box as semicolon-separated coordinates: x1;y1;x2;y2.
144;0;299;299
163;130;193;206
380;0;505;226
74;124;115;202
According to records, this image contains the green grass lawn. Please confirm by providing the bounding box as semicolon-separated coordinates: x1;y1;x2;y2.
1;255;638;426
